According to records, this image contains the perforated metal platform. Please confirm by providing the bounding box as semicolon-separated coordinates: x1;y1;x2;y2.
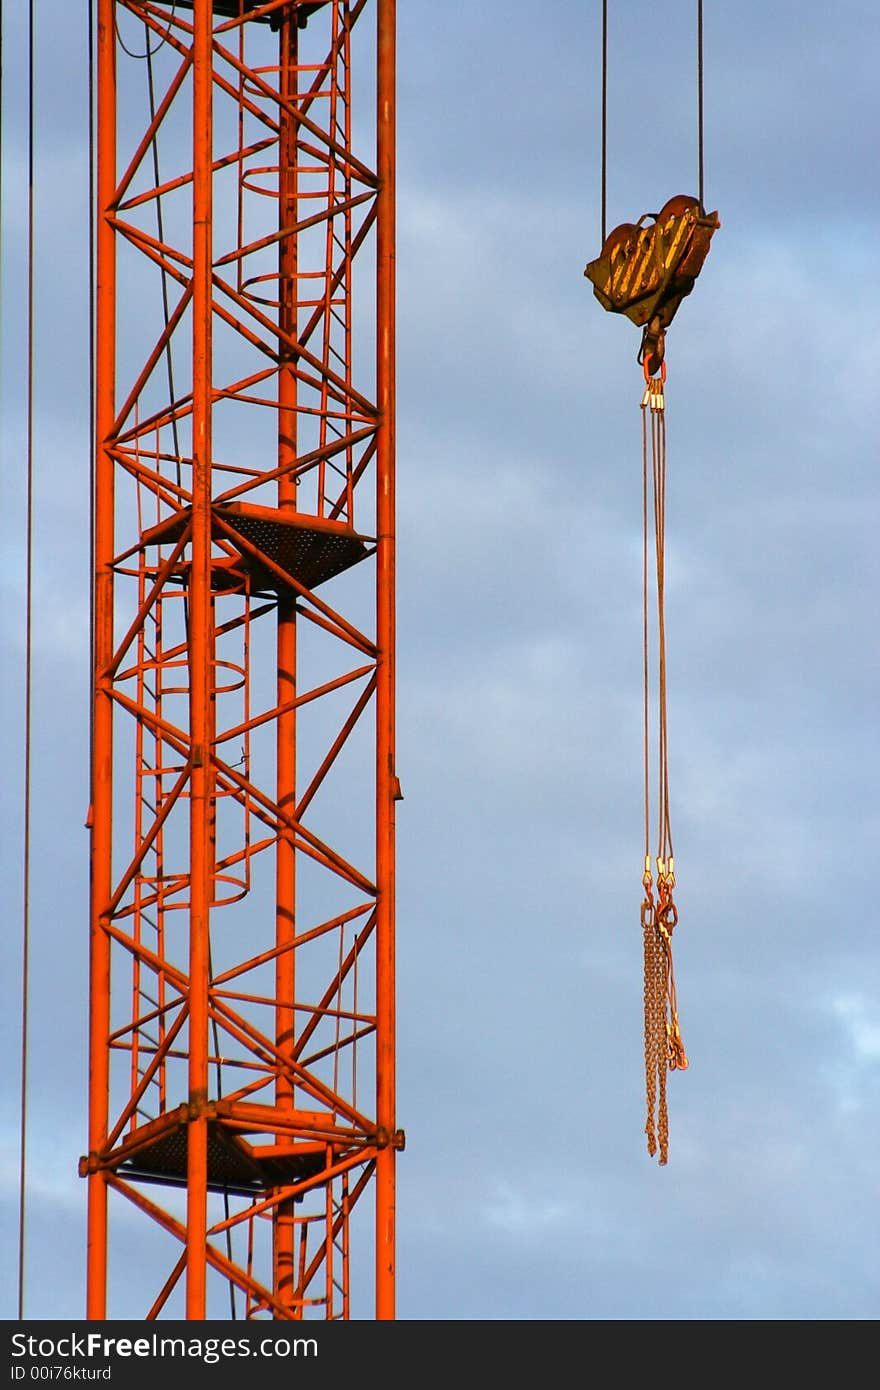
117;1117;326;1198
139;502;372;596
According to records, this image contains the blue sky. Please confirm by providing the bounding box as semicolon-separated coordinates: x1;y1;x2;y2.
1;0;878;1321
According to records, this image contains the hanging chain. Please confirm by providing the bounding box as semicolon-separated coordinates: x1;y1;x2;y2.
640;362;687;1167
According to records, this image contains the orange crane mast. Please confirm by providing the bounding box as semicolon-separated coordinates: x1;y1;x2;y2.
83;0;399;1320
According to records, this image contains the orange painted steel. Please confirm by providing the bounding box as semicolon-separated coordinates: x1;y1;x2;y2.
86;0;398;1320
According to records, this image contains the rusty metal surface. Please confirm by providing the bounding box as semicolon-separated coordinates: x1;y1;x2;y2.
585;195;721;330
115;1118;328;1197
141;503;372;593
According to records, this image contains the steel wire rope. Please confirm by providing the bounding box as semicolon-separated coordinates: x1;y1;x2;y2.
600;0;607;244
641;373;687;1167
698;0;704;211
17;0;36;1320
599;1;707;238
652;402;672;870
115;2;178;61
600;2;704;1165
642;390;671;1162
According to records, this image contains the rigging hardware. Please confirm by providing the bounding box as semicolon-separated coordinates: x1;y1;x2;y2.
584;194;720;371
588;4;717;1166
639;355;687;1167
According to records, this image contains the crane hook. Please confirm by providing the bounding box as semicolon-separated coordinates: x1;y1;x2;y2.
638;315;666;377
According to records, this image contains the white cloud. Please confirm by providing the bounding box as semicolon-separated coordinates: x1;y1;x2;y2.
484;1180;574;1238
832;994;880;1062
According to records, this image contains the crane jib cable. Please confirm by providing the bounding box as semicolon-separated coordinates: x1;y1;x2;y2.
18;0;36;1320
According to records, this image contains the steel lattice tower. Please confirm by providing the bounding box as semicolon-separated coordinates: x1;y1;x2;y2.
83;0;399;1319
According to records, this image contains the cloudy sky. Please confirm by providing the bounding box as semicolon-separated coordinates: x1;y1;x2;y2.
1;0;878;1322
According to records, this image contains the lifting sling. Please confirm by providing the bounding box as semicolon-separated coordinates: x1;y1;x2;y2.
588;6;719;1166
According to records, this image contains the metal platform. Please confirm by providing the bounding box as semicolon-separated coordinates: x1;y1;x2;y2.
139;501;372;596
154;2;329;27
115;1117;327;1199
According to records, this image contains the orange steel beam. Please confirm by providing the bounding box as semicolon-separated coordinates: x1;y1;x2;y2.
374;0;397;1322
184;0;213;1319
273;4;298;1313
86;0;116;1321
86;0;398;1320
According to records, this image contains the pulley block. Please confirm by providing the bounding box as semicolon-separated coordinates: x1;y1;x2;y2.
584;193;720;335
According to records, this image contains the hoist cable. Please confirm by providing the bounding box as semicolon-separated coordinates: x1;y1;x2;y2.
598;1;706;232
18;0;36;1321
697;0;704;210
596;5;704;1167
115;3;177;60
600;0;607;244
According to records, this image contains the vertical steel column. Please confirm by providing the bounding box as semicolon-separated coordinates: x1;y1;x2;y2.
274;6;299;1312
374;0;397;1322
185;0;214;1319
86;0;117;1321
